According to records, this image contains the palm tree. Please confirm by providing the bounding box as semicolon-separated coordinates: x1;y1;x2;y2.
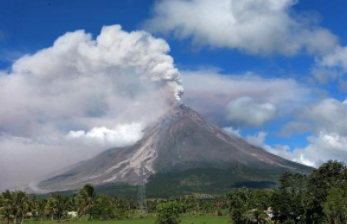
0;190;29;224
17;192;29;224
35;199;47;221
46;194;71;221
29;196;37;220
75;184;97;220
45;197;55;221
0;192;11;224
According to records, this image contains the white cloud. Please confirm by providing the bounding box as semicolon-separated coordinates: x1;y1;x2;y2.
263;132;347;168
296;132;347;167
226;96;276;126
306;98;347;134
0;24;182;138
287;98;347;167
182;69;311;126
245;131;315;167
223;126;241;137
312;45;347;85
283;98;347;136
268;98;347;167
67;123;143;147
311;67;340;85
0;25;183;191
319;46;347;71
145;0;344;87
0;123;143;192
0;135;106;191
144;0;338;56
245;131;268;148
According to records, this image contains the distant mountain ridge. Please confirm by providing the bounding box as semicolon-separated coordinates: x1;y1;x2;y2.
35;104;312;195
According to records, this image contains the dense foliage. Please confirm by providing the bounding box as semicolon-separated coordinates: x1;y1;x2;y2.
1;160;347;224
155;201;182;224
225;160;347;224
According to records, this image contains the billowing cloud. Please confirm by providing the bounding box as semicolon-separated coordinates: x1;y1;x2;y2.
182;69;311;126
311;67;339;85
67;123;143;147
226;97;276;126
144;0;338;56
245;132;269;150
0;25;182;191
267;98;347;167
245;131;315;167
310;45;347;87
296;132;347;167
319;46;347;72
248;130;347;168
0;25;183;139
283;98;347;136
223;126;241;137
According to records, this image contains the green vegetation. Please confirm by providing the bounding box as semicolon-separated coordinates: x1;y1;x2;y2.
21;215;229;224
1;160;347;224
146;165;280;198
155;201;182;224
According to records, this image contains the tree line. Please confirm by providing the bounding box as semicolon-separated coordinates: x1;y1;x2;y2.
1;160;347;224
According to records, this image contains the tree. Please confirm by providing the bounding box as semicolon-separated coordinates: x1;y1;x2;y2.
0;192;12;224
250;208;269;224
28;196;37;220
252;189;271;211
75;184;97;220
46;194;71;220
250;190;271;224
155;201;181;224
323;186;347;224
271;172;307;223
0;191;29;224
94;195;114;220
16;192;28;224
307;160;347;222
228;187;252;224
35;199;46;221
271;189;292;223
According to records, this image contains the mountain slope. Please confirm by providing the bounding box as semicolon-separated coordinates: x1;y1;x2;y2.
37;104;311;193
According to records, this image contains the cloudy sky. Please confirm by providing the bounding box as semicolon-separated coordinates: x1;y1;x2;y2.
0;0;347;191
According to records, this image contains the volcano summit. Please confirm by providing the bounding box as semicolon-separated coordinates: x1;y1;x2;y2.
36;104;311;195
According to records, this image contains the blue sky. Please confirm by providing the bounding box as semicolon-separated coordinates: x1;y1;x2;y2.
1;0;347;189
1;0;346;78
0;0;346;83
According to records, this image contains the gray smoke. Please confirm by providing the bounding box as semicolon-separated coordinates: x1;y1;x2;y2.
0;25;183;191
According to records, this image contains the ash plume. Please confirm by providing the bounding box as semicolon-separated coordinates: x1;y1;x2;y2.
0;25;183;191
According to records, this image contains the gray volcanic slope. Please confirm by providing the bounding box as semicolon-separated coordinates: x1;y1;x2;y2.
38;104;311;192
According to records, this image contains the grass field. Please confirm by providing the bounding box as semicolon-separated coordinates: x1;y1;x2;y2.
27;215;230;224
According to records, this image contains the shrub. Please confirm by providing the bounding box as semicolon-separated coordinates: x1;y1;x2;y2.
155;201;181;224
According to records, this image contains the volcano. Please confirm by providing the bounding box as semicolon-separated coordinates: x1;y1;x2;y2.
37;104;311;195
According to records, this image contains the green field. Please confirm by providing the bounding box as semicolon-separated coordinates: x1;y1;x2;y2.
26;215;230;224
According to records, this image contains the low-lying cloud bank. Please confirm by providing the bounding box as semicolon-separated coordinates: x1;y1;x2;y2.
245;98;347;167
182;69;311;127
